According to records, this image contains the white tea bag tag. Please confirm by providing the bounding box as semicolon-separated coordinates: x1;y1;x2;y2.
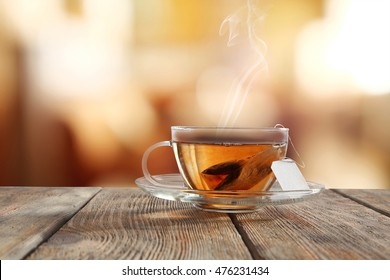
271;159;310;191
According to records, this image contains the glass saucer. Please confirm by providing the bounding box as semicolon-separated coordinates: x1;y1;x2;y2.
135;174;325;213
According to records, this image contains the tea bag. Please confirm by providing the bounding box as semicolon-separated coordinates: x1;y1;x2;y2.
202;148;276;191
271;159;309;191
201;160;245;189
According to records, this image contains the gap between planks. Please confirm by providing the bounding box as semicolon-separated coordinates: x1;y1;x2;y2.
228;213;264;260
22;188;103;260
331;189;390;218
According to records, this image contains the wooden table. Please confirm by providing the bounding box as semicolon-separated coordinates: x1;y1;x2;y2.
0;186;389;260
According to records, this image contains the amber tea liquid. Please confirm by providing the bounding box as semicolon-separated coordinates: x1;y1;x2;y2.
173;142;287;192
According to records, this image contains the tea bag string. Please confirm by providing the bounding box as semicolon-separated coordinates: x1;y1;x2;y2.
274;124;306;168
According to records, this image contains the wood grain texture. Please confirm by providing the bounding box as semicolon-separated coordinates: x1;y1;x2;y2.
333;189;390;216
0;187;101;259
27;188;252;260
232;190;390;259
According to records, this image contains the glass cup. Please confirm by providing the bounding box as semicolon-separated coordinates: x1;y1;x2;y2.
142;126;289;192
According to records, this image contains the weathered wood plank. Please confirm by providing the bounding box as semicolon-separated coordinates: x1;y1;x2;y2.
27;188;252;260
0;187;101;259
232;190;390;259
333;189;390;216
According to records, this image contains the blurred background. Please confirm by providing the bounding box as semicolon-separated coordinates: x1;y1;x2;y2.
0;0;389;189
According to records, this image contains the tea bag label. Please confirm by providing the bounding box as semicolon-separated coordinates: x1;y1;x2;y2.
271;159;309;191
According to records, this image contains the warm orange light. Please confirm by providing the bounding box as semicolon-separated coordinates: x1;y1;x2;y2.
296;0;390;97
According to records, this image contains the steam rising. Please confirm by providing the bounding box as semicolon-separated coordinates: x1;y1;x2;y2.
218;0;269;127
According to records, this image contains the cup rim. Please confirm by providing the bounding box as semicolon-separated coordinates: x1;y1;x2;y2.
171;126;289;132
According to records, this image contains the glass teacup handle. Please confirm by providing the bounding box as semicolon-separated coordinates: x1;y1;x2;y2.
142;141;173;187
